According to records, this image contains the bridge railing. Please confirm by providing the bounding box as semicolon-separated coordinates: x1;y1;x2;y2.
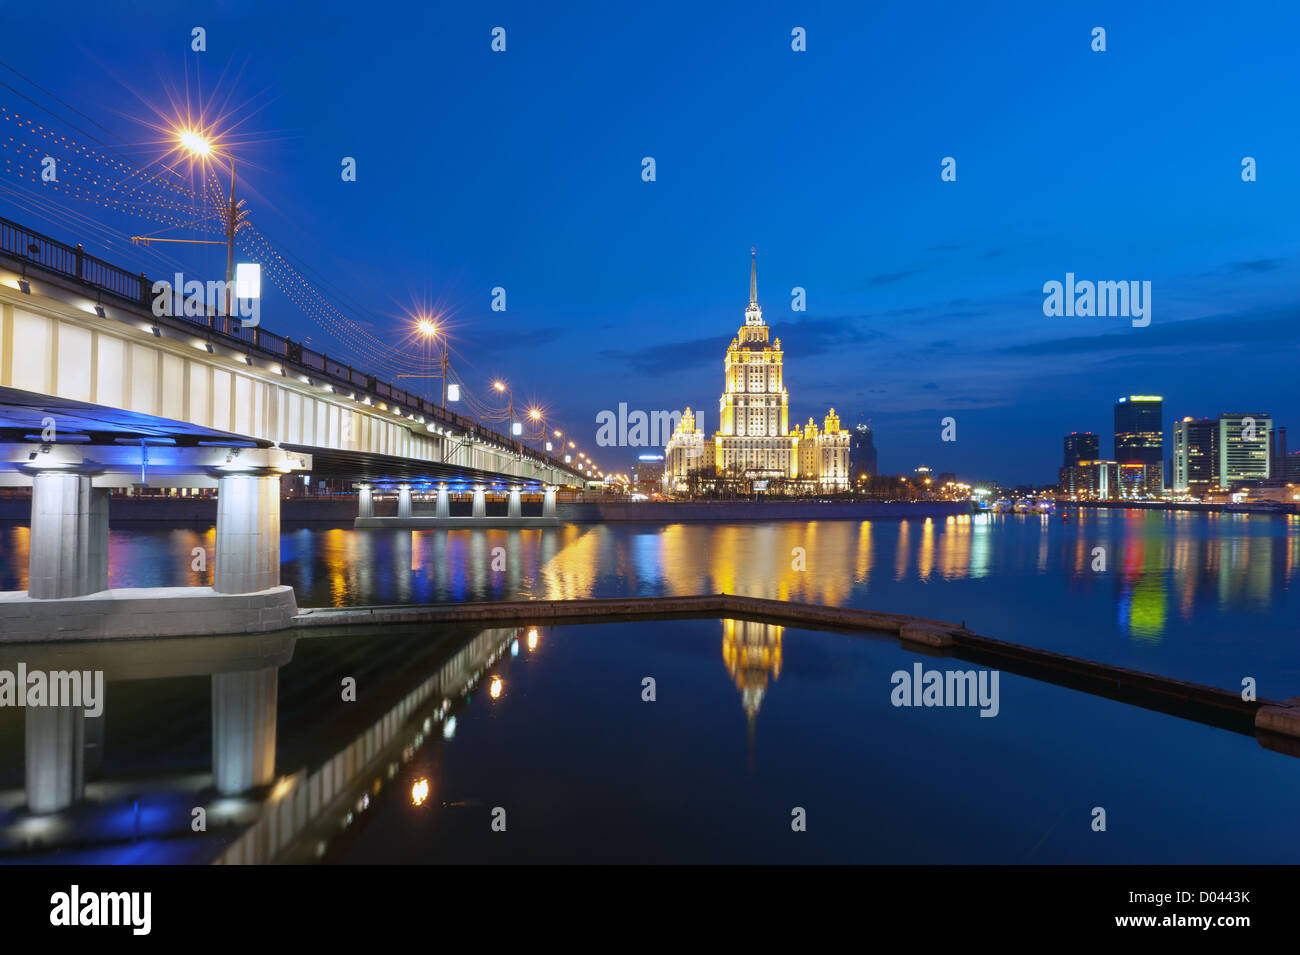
0;216;580;478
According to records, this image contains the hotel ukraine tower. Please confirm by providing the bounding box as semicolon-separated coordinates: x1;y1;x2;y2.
665;250;849;490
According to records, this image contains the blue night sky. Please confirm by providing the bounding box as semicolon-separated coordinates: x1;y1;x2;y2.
2;0;1297;484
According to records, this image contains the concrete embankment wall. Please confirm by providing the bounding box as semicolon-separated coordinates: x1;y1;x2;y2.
558;500;972;522
0;495;365;524
0;496;971;525
1070;500;1297;515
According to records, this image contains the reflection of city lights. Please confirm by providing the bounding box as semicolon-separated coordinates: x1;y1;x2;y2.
489;675;503;699
443;716;457;739
527;628;539;651
411;778;430;806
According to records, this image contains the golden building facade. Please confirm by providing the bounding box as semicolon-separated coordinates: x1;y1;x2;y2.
664;250;850;491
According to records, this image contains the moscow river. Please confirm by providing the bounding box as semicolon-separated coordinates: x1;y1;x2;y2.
2;509;1298;863
2;507;1295;690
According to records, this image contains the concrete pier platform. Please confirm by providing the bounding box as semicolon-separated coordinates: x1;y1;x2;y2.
0;585;298;642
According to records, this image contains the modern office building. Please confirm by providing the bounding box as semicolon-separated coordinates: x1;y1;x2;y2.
631;454;665;490
1269;426;1289;481
1285;450;1300;483
1060;459;1118;499
849;424;878;483
1172;417;1219;494
1063;432;1099;466
1059;431;1103;496
1114;396;1164;496
1219;413;1272;485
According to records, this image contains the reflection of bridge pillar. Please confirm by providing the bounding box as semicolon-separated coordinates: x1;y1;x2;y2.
25;706;85;813
212;667;278;795
435;485;450;519
84;711;105;780
543;486;557;519
214;474;280;594
472;486;487;519
28;471;109;599
357;483;373;519
508;487;522;519
398;484;413;519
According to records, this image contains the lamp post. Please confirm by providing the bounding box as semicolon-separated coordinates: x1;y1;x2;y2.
527;407;543;451
416;318;449;407
222;154;238;327
135;129;246;336
179;131;243;333
493;381;518;437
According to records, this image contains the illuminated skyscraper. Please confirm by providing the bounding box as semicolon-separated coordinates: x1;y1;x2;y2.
850;424;878;482
1063;432;1099;466
665;249;848;490
1114;396;1164;497
1219;413;1272;484
714;248;793;481
1172;417;1219;493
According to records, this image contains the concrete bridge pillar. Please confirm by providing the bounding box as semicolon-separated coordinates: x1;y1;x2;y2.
212;667;278;795
25;706;85;813
27;470;109;599
357;483;373;519
214;473;281;594
543;486;557;519
397;484;413;519
435;484;450;518
472;486;487;519
508;487;522;519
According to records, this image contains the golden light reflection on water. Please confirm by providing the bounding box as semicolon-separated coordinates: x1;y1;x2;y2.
6;510;1292;649
1;525;30;588
722;618;783;720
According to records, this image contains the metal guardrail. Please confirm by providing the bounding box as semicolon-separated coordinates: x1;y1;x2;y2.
0;216;581;478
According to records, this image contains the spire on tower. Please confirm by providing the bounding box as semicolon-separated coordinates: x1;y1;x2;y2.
743;246;764;327
749;246;758;307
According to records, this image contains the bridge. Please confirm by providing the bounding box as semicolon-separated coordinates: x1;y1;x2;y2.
0;217;588;640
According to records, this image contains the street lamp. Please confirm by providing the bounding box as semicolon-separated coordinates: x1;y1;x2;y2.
181;129;244;330
135;127;246;336
493;381;518;436
415;317;450;407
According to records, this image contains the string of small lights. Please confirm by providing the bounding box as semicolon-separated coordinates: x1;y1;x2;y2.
0;80;610;477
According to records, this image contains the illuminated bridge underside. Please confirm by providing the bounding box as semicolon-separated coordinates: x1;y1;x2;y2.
0;260;582;489
0;389;559;488
0;250;576;632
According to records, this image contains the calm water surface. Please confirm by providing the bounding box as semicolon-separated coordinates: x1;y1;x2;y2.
2;509;1296;690
2;510;1298;863
3;616;1297;864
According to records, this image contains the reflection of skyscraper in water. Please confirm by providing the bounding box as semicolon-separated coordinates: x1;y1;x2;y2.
721;619;783;767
